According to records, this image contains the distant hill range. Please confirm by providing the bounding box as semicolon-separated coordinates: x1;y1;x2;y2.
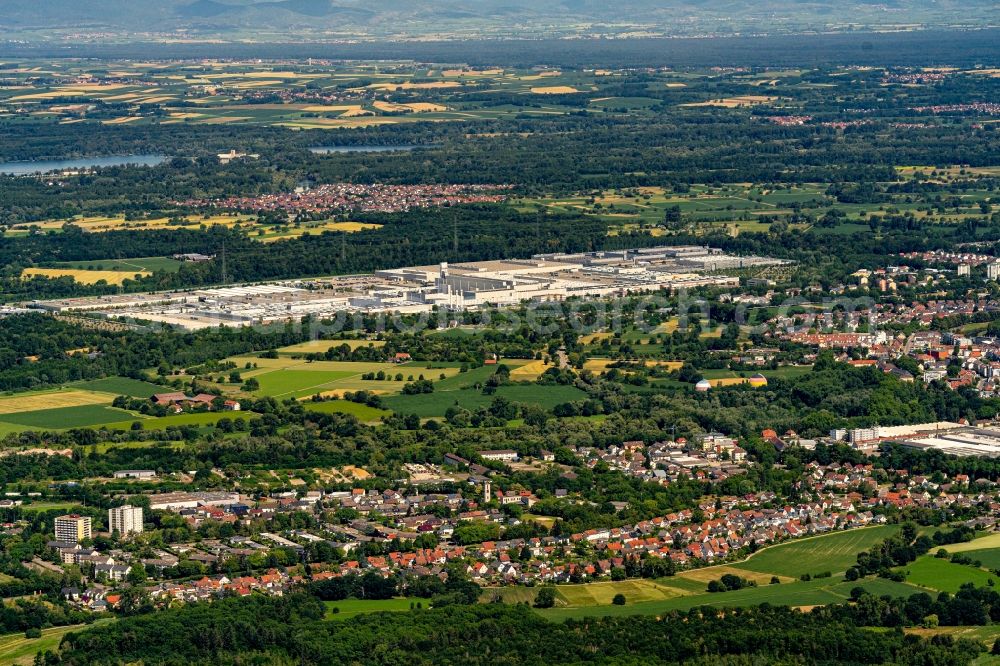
0;0;996;39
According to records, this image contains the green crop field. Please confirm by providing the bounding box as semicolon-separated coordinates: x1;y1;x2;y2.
739;526;899;578
0;404;134;429
302;400;390;422
252;369;355;397
17;501;79;513
323;598;414;620
899;556;997;594
72;377;169;398
51;256;183;273
536;576;927;621
382;383;586;418
0;620;114;666
553;579;690;607
955;549;1000;570
98;410;246;431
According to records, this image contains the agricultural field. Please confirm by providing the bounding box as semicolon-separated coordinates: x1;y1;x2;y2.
0;621;113;666
276;339;386;355
323;598;414;621
518;176;999;240
21;267;151;285
536;576;926;621
905;626;1000;664
0;379;172;432
70;377;169;398
230;356;459;399
942;533;1000;554
898;556;997;593
301;399;390;422
0;388;112;414
40;257;184;273
6;214;383;250
382;382;586;419
739;526;899;578
0;404;136;429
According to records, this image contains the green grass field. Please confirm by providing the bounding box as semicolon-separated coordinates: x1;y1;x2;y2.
323;598;414;620
51;256;183;273
955;549;1000;570
72;377;169;398
739;526;899;578
554;579;690;606
382;384;586;418
899;556;997;593
303;400;390;422
0;620;113;666
98;410;245;431
252;369;355;397
16;501;79;513
0;404;134;428
536;576;927;621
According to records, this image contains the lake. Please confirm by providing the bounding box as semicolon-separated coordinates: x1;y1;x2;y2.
0;154;168;176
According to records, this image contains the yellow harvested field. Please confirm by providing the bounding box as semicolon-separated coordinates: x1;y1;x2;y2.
230;80;283;88
943;533;1000;553
529;86;580;94
583;359;617;373
101;117;141;125
10;213;251;234
169;112;204;119
301;105;368;114
373;101;448;113
279;339;387;354
678;565;792;585
708;377;751;387
316;389;390;399
368;81;461;91
682;96;779;108
404;102;447;112
442;69;504;76
508;360;551;381
60;83;127;91
519;71;562;81
579;332;613;344
23;267;151;285
583;359;683;373
10;91;87;100
326;221;382;232
0;389;110;414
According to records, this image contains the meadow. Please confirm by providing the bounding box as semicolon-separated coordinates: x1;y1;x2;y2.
232;356;460;399
899;556;997;593
738;525;899;578
302;400;390;422
322;598;414;620
382;383;586;418
535;576;925;621
0;404;134;429
71;377;170;398
0;621;113;666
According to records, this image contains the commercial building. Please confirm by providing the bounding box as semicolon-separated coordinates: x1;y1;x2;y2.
26;246;785;330
901;425;1000;457
108;505;144;536
55;515;92;543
